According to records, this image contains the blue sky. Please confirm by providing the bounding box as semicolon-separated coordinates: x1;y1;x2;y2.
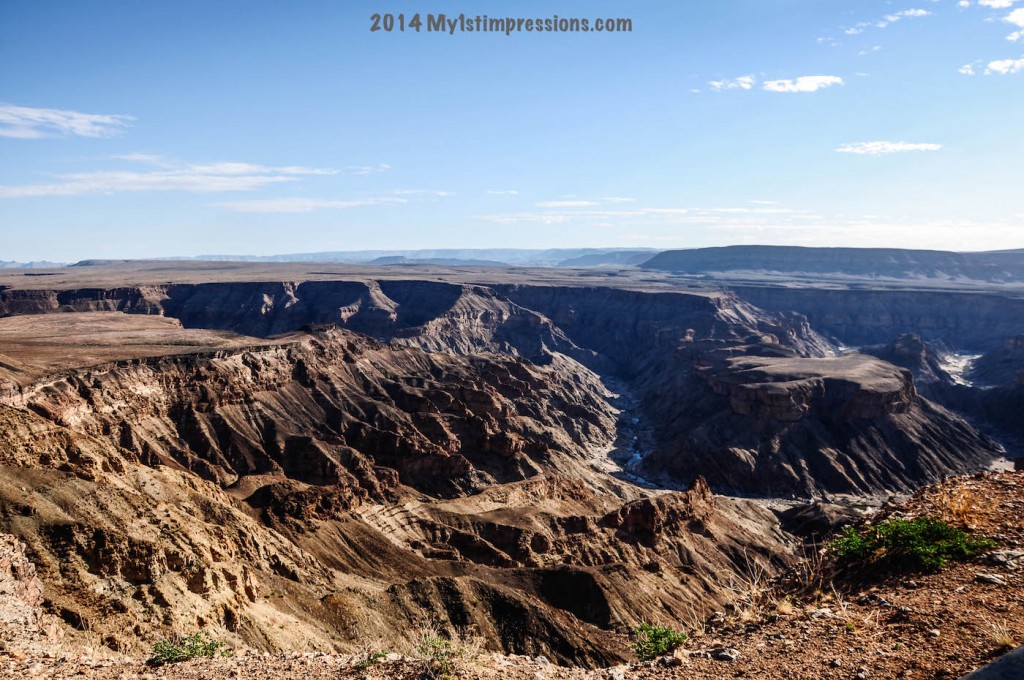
1;0;1022;262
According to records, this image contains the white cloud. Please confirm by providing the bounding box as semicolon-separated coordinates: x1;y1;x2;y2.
111;152;172;166
1008;8;1024;25
189;162;337;176
218;197;406;213
985;56;1024;73
536;200;598;208
980;0;1018;8
843;8;932;35
0;104;133;139
835;141;943;154
0;159;338;198
877;8;932;28
763;75;844;92
960;63;978;75
347;163;392;175
709;75;757;91
388;189;455;197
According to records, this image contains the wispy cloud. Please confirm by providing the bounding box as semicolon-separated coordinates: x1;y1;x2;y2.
111;152;173;167
218;197;406;213
485;189;519;195
347;163;392;175
709;75;757;91
877;8;932;28
0;157;339;198
843;8;932;35
764;76;844;93
0;103;134;139
388;189;455;197
189;162;336;176
477;205;819;226
536;200;598;208
835;141;942;154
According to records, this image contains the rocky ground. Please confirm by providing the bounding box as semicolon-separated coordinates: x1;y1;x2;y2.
2;470;1021;680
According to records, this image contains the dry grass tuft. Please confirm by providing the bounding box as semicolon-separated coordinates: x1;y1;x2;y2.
988;621;1017;652
928;485;986;529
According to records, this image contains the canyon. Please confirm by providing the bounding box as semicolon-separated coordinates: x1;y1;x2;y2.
0;258;1021;667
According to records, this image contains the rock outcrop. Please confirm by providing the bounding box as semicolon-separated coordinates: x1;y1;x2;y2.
0;533;64;658
971;335;1024;386
16;327;616;500
644;343;1000;496
863;333;956;387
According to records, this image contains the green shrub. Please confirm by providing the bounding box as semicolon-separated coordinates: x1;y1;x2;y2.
148;632;229;666
355;651;388;669
830;516;995;573
417;631;457;679
631;623;687;661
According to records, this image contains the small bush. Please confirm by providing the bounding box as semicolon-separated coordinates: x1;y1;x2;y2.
830;516;995;573
417;631;457;679
148;632;229;666
631;623;687;661
355;650;388;669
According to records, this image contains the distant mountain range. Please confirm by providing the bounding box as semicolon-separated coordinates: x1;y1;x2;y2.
7;245;1024;285
68;248;660;269
641;246;1024;284
0;260;66;269
184;248;661;268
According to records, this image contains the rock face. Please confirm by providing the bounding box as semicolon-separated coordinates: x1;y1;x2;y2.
730;287;1024;350
0;281;583;363
17;327;615;500
0;396;796;666
599;477;715;547
972;336;1024;386
776;502;862;541
859;333;1024;449
863;334;955;388
1;533;44;618
0;533;63;657
642;343;999;496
